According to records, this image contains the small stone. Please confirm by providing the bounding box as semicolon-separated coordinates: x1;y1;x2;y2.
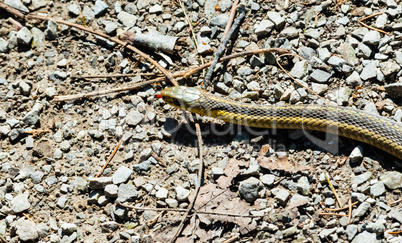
254;20;274;37
363;31;381;45
353;202;370;218
4;0;29;13
336;16;349;25
349;146;363;163
346;71;363;87
117;183;138;203
104;184;118;197
297;176;310;196
88;177;112;189
126;110;144;126
100;222;119;233
239;177;262;203
16;220;38;241
310;69;332;83
351;231;378;243
93;0;108;17
10;193;30;213
380;172;402;189
360;62;377;81
31;0;47;9
346;225;358;240
210;14;229;28
149;4;162;14
351;171;372;185
97;195;109;206
36;223;49;238
267;11;285;29
304;29;321;39
358;43;372;58
117;11;137;28
289;60;308;79
19;80;31;96
282;226;297;238
210;167;224;179
133;160;152;173
366;221;385;235
68;3;81;16
271;188;289;205
88;130;104;140
319;228;337;240
380;61;400;77
281;27;300;39
311;83;328;95
337;43;357;65
298;46;316;60
156;188;168;199
327;56;346;72
45;20;58;40
166;198;178;208
112;166;133;184
317;48;331;62
175;186;190;201
57;195;68;208
370;182;385;197
61;223;77;234
260;174;275;186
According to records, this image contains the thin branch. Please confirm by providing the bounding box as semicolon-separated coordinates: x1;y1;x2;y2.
170;123;204;243
96;136;124;177
0;2;25;18
72;73;162;79
358;12;390;35
53;48;289;102
347;198;352;224
152;152;167;167
318;212;348;217
222;233;240;243
325;173;343;208
204;4;246;88
389;198;402;206
324;201;358;212
0;235;7;243
23;13;178;86
222;0;239;39
22;213;35;223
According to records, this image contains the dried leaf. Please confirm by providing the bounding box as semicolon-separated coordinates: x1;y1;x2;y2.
216;159;249;189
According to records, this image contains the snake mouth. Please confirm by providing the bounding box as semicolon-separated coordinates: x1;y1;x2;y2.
161;86;206;112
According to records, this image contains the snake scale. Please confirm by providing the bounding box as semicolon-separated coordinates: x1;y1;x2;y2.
161;86;402;160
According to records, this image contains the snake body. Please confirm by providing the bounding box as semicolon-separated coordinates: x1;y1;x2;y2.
161;86;402;160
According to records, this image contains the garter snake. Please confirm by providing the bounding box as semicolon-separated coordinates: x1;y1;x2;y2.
161;86;402;160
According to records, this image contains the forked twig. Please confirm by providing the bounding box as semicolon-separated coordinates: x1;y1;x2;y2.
358;12;390;35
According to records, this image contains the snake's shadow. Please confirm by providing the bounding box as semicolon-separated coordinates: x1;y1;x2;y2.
164;118;400;170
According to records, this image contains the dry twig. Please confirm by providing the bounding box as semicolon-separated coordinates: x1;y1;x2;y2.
151;152;167;167
318;212;348;217
96;136;124;177
389;198;402;206
222;233;240;243
72;73;161;79
222;0;239;39
358;12;390;35
0;235;7;243
347;198;352;224
22;213;35;223
325;201;358;212
325;173;343;208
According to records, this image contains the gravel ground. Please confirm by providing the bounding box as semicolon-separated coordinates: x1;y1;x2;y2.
0;0;402;242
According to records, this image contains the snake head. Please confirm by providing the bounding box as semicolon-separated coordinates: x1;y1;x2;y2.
161;86;208;115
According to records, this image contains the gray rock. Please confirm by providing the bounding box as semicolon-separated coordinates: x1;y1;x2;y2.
97;195;109;206
267;11;285;29
82;6;95;23
149;4;162;14
317;48;331;62
45;20;58;40
133;160;151;173
353;202;370;218
358;43;372;58
117;183;138;202
310;69;332;83
103;21;118;35
333;87;351;105
395;51;402;65
289;60;308;79
360;62;377;81
319;228;336;240
210;167;224;179
117;11;137;28
336;16;349;25
250;55;264;68
282;226;297;238
389;209;402;224
31;27;44;48
210;14;229;28
31;171;44;184
36;222;49;237
4;0;29;13
175;186;190;201
304;29;321;39
260;174;276;186
311;83;328;95
327;56;346;72
349;146;363;163
126;110;144;126
0;38;9;53
112;166;133;184
215;82;230;94
370;182;385;197
363;31;381;45
61;223;77;234
31;0;47;9
100;221;119;233
380;60;400;77
166;198;178;208
380;171;402;189
346;71;362;87
93;0;108;16
104;184;118;197
16;220;38;241
155;188;168;199
366;221;385;235
297;176;310;196
337;43;357;65
139;148;152;162
57;195;68;208
88;130;104;140
68;3;81;16
281;27;299;39
25;135;34;148
10;193;30;213
394;109;402;122
298;46;316;60
364;102;379;116
0;125;10;137
254;20;274;37
351;231;379;243
346;224;358;240
88;177;112;189
351;171;372;185
239;177;262;203
271;188;289;205
324;198;336;206
45;176;58;186
22;106;40;125
19;80;31;96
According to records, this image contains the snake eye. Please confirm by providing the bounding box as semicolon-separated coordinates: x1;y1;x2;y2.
171;98;182;107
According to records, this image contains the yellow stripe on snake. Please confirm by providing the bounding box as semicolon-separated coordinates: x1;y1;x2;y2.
161;86;402;160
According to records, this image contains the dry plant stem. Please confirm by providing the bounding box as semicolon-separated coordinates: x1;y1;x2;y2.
276;53;329;104
72;73;162;79
170;123;204;243
388;231;402;235
204;4;246;88
0;2;25;18
148;211;164;226
96;136;124;177
7;17;23;30
347;199;352;224
222;0;239;39
358;12;390;35
152;152;167;167
389;198;402;205
0;235;7;243
222;233;240;243
318;212;348;217
23;213;35;223
325;201;358;211
54;48;288;102
325;173;343;208
23;14;178;86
